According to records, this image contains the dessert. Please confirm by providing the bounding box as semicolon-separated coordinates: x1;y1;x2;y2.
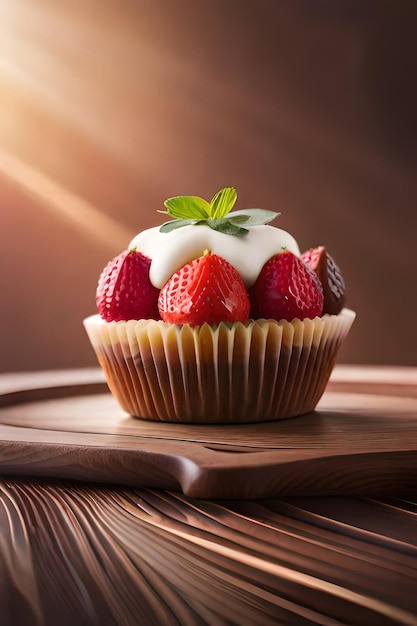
84;187;355;423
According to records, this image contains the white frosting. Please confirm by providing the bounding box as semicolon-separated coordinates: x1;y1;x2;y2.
129;224;300;289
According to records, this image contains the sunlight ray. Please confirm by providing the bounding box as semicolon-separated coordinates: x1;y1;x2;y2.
0;149;133;250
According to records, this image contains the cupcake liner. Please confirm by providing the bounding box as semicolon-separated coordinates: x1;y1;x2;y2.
84;308;356;424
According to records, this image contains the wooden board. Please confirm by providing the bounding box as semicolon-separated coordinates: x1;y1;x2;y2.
0;366;416;499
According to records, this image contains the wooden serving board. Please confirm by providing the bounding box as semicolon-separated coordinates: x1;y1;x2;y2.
0;366;416;499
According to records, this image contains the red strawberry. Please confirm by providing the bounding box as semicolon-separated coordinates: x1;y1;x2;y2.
158;252;250;326
249;250;323;321
96;249;160;321
301;246;346;315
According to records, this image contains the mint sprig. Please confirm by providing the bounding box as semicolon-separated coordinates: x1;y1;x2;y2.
158;187;279;237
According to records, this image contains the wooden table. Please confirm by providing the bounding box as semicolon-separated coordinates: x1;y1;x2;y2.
0;366;416;625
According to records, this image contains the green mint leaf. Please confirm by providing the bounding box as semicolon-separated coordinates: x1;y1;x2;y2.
225;214;251;224
159;218;200;233
159;189;281;237
206;219;249;237
227;209;280;227
163;195;211;219
210;187;237;219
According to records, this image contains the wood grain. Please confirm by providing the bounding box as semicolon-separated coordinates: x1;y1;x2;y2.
0;366;416;498
0;478;416;626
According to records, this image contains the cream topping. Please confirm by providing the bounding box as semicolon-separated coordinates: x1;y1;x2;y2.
129;224;300;289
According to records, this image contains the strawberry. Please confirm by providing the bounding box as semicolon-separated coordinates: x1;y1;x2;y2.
301;246;345;315
96;249;160;321
158;252;250;325
249;250;323;321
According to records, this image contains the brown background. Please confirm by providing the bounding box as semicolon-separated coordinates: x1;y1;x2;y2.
1;0;416;372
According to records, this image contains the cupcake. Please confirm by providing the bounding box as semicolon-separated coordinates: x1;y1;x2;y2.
84;187;355;423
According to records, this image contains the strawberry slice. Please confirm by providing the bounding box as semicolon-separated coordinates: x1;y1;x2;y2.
158;252;250;325
96;249;160;321
249;250;324;321
301;246;346;315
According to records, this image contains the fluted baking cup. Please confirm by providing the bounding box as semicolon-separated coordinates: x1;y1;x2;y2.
84;308;355;423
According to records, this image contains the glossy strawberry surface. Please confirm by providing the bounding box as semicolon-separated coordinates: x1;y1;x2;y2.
301;246;346;315
249;250;324;321
96;249;160;322
158;252;250;325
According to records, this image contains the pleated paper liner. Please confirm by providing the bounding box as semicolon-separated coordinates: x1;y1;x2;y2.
84;308;356;423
